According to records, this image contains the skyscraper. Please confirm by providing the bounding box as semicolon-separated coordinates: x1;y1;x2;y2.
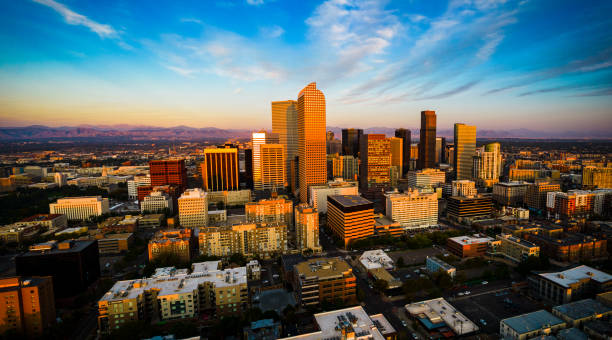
252;131;280;191
454;123;477;180
271;100;298;192
394;128;411;176
298;83;327;203
359;134;391;190
418;111;436;169
341;128;363;158
390;136;403;177
295;204;321;253
149;159;188;192
473;142;502;187
178;188;208;228
260;144;286;191
200;147;239;191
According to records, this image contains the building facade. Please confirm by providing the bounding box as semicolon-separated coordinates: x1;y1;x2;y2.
341;128;363;158
271;100;299;192
295;204;321;253
49;196;109;221
293;258;357;307
140;190;173;214
309;178;359;214
245;198;293;227
473;142;502;187
198;223;287;258
385;190;438;230
418;111;436;170
201;147;239;191
148;229;194;263
453;123;477;180
359;134;391;190
395;128;411;177
149;159;187;192
407;168;446;188
327;195;374;247
493;181;529;206
177;188;208;228
525;182;562;211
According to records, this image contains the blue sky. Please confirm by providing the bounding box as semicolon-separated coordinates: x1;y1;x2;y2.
0;0;611;132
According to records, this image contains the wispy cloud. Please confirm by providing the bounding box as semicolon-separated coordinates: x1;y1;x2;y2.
418;80;480;100
246;0;265;5
259;25;284;39
32;0;117;38
180;18;203;25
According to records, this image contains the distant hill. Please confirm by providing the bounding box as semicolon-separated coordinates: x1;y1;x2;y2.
0;125;610;141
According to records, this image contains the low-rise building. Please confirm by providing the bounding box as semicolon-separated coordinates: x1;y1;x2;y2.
446;195;493;223
243;319;282;340
528;265;612;305
552;298;612;328
523;232;607;263
308;179;359;214
0;224;43;243
49;196;109;221
374;216;404;237
293;258;357;307
406;168;446;188
425;256;456;278
405;298;478;336
97;233;134;255
148;229;194;263
446;234;494;258
500;310;566;340
16;214;68;230
495;234;540;263
359;250;394;271
245;198;293;227
207;189;252;207
140;191;173;214
138;214;164;228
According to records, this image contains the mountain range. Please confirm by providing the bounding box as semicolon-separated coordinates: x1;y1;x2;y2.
0;125;610;141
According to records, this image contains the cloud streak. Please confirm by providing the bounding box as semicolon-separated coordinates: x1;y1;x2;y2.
32;0;117;38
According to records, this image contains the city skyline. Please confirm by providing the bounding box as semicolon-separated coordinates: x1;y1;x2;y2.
1;0;611;132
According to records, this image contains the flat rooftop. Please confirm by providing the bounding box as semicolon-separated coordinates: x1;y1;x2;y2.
20;214;63;222
552;299;612;320
328;195;372;208
294;257;352;280
501;310;564;334
405;298;479;335
448;234;493;245
20;240;94;257
359;250;394;270
101;233;133;240
539;265;612;288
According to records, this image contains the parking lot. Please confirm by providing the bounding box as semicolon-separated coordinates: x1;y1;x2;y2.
450;290;543;335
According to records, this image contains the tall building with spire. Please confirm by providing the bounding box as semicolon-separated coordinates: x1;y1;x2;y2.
271;100;298;193
394;128;411;176
298;83;327;203
418;111;436;169
454;123;477;180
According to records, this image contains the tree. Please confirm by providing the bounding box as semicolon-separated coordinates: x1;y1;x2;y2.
432;271;453;289
396;256;405;268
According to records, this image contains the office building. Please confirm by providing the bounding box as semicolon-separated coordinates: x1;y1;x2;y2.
49;196;109;221
426;256;456;278
395;128;411;177
552;298;612;328
16;214;67;230
523;232;606;263
245;198;293;227
252;131;281;191
127;174;151;200
406;168;446;188
0;276;56;338
359;134;391;190
447;195;493;222
418;110;436;169
405;298;478;336
453;123;477;180
473;142;502;187
452;180;477;197
98;261;248;333
446;234;493;258
308;178;359;213
342;128;363;158
385;190;438;230
390;137;403;177
528;265;612;305
298;83;327;203
493;181;529;206
293;258;357;307
327;154;359;181
295;204;321;253
178;188;208;228
201;147;239;191
374;216;404;238
272;100;299;191
140;190;173;214
500;310;565;340
53;172;67;187
495;234;540;263
327;195;374;247
148;229;194;263
582;166;612;189
260;143;286;190
16;240;100;298
198;222;287;258
326;138;342;155
525;182;562;211
149;159;187;192
97;233;134;255
547;190;595;219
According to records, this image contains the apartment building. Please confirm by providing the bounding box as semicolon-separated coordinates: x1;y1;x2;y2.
245;198;293;227
293;258;357;307
148;229;194;263
309;178;359;214
528;265;612;305
178;188;208;228
524;182;561;211
495;234;540;263
385;190;438;230
493;181;529;206
198;222;287;258
295;204;321;253
140;191;173;214
406;168;446;188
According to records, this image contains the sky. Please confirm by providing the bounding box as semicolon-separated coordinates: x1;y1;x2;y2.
0;0;611;132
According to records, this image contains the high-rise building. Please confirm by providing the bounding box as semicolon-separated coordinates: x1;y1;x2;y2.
452;180;477;197
525;182;561;211
327;195;374;247
386;189;438;230
327;154;359;181
252;131;280;191
295;204;321;253
547;190;595;220
0;276;56;338
395;128;411;177
309;179;359;213
418;110;437;169
359;134;391;190
149;159;187;193
326;138;342;155
201;147;239;191
582;166;612;189
260;144;286;191
127;174;150;200
178;188;208;228
473;142;502;187
245;198;293;227
447;195;493;222
298;83;327;203
493;181;529;206
53;172;67;187
49;196;110;221
407;168;446;188
454;123;477;180
390;137;403;176
271;100;298;191
342;128;363;158
326;131;335;141
244;148;253;189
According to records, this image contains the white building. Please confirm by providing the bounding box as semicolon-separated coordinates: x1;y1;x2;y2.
359;249;394;271
178;188;208;228
308;178;359;213
141;191;173;214
54;172;67;187
406;298;478;336
452;180;477;197
406;168;446;188
49;196;110;221
385;189;438;230
127;174;151;200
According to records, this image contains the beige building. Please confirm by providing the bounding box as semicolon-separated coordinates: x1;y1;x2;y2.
245;198;293;227
198;222;287;258
452;180;477;197
385;189;438;230
252;131;280;191
298;82;327;203
525;182;561;210
496;234;540;263
390;137;403;176
407;168;446;188
260;144;286;190
293;258;357;307
140;191;173;214
271;100;299;193
582;166;612;189
473;142;502;187
308;178;359;214
295;204;321;253
49;196;109;221
454;123;477;180
178;188;208;228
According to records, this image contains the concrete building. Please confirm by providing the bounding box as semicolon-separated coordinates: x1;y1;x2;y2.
178;188;208;228
390;137;403;177
451;180;477;197
98;261;248;333
453;123;477;180
148;229;194;263
297;83;327;203
245;198;293;227
49;196;109;221
295;204;321;253
359;134;391;191
201;147;239;191
426;256;456;278
525;182;562;211
406;168;446;188
359;250;394;271
385;190;438;230
127;174;150;200
252;131;280;191
446;195;493;223
149;159;187;193
405;298;478;336
493;181;529;206
472;142;502;187
16;213;68;231
547;190;595;219
207;189;252;207
244;318;282;340
260;143;286;191
293;258;357;307
582;166;612;189
53;172;67;187
341;128;363;159
552;298;612;328
418;111;436;170
272;100;299;197
395;128;411;177
495;234;540;263
198;222;287;258
327;195;374;247
0;276;56;338
446;234;493;258
500;310;565;340
97;233;134;255
141;190;173;214
528;265;612;305
327;154;359;181
309;178;359;214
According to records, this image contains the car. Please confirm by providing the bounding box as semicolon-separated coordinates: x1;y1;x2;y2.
482;281;488;285
411;333;419;339
405;274;411;279
420;274;426;278
464;291;471;295
480;319;487;326
262;280;269;284
401;320;407;327
368;285;373;289
457;292;464;296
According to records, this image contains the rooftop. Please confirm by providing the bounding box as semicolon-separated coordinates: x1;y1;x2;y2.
19;214;64;222
557;328;587;340
405;298;479;335
294;257;353;280
359;249;394;270
102;233;133;240
20;240;95;256
303;306;394;340
448;234;493;245
328;195;373;208
552;298;612;320
539;265;612;288
427;256;455;271
501;310;565;334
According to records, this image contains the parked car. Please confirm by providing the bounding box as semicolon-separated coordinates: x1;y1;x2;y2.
482;281;488;285
411;333;419;339
457;292;464;296
464;291;471;295
480;319;487;326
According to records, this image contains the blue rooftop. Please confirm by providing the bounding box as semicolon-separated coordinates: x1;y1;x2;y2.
251;319;276;330
557;328;588;340
552;299;612;320
501;310;565;334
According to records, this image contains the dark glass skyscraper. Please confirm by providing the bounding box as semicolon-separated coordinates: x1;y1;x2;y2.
418;110;437;169
341;128;363;158
394;128;411;176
